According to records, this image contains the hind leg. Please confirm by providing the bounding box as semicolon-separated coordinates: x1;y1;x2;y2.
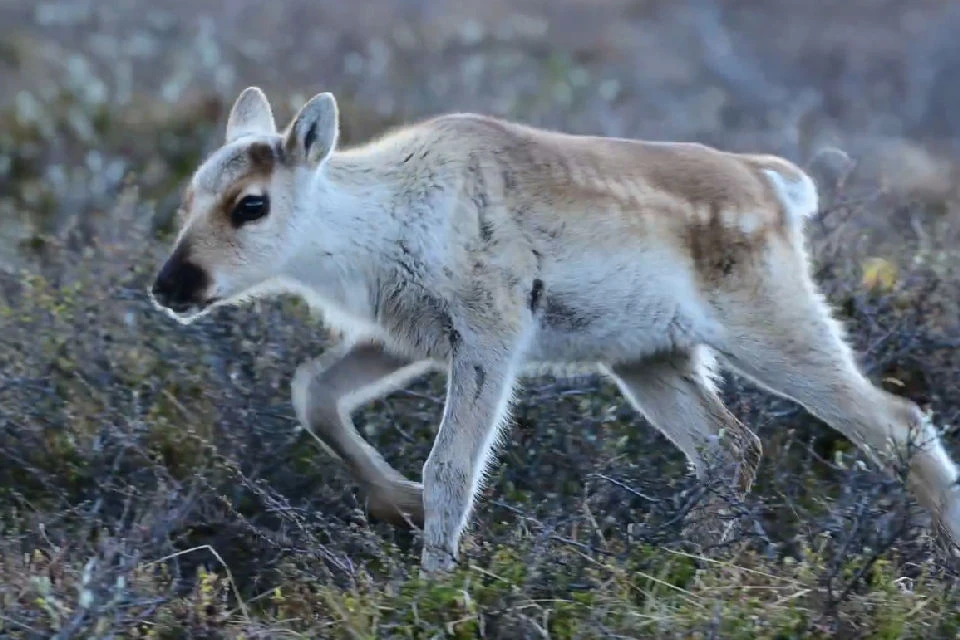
602;346;762;543
710;273;960;548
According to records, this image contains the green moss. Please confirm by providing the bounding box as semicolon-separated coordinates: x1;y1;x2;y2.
142;389;217;479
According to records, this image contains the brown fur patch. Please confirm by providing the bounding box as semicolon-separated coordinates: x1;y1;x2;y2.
247;142;277;176
429;114;793;239
684;208;766;288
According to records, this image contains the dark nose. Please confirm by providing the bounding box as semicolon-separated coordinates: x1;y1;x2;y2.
151;255;208;309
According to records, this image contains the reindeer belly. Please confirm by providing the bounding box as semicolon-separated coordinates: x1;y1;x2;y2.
523;255;721;365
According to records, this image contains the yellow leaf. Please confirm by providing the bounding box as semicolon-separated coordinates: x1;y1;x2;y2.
862;257;898;292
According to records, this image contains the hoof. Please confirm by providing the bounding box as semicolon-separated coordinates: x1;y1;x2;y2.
365;480;424;530
420;546;458;575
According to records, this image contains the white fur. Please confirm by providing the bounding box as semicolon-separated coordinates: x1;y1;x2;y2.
763;168;819;222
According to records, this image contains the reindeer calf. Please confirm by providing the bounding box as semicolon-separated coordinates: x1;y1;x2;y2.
150;87;960;573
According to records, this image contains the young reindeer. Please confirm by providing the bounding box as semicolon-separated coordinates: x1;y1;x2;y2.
150;86;960;573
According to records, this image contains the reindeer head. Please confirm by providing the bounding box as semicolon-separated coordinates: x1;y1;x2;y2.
149;87;340;322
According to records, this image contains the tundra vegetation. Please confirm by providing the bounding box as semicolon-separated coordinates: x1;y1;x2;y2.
3;1;960;638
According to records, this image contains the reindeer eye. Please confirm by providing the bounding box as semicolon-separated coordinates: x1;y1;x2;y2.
232;194;269;226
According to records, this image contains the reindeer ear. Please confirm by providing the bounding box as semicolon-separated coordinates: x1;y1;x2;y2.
283;92;339;166
225;87;277;142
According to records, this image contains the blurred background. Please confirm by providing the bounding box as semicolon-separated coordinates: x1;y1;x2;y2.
3;1;960;637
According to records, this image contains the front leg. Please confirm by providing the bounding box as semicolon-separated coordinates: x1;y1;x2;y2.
420;334;523;574
292;339;438;527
